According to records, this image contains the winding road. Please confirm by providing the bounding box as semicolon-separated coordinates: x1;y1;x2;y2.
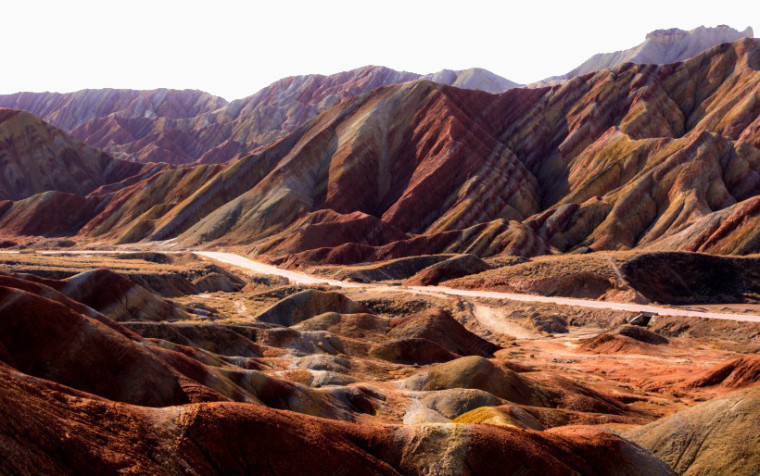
195;252;760;324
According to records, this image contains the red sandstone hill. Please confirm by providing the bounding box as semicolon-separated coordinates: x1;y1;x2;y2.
1;39;760;262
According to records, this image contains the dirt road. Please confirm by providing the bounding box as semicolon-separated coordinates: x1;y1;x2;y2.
196;252;760;323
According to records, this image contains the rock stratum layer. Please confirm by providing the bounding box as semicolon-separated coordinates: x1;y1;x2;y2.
2;39;760;264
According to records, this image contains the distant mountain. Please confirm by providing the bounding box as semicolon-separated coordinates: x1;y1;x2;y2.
0;26;751;165
423;68;521;93
536;25;754;86
0;67;517;165
0;89;231;165
0;89;226;131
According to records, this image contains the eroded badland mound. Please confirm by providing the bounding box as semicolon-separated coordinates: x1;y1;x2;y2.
624;385;760;475
0;267;685;475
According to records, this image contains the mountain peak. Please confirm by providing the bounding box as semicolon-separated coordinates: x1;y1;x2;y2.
645;28;689;41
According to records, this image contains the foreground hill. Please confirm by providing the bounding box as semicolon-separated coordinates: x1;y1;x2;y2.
624;385;760;475
2;39;760;262
0;67;517;165
0;269;678;475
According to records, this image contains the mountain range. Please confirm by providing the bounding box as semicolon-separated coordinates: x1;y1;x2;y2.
0;67;516;166
1;35;759;264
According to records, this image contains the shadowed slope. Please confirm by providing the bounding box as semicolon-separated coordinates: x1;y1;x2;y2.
24;269;192;322
621;252;760;304
0;285;193;406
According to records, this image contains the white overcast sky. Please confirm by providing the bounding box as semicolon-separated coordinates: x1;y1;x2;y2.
1;0;757;100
